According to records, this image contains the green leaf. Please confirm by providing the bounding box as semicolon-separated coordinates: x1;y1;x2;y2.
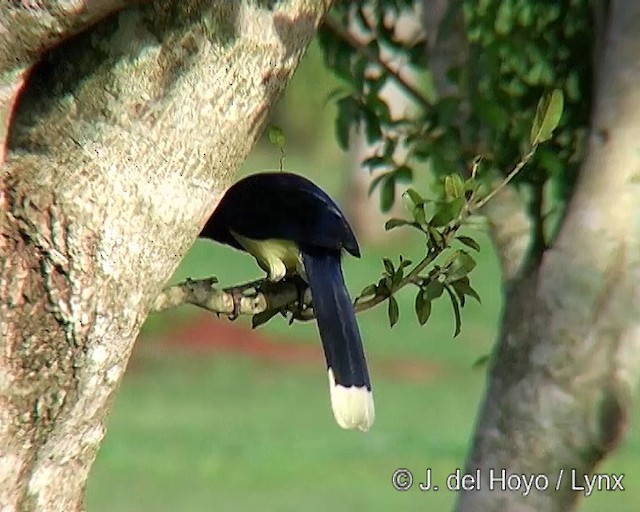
383;137;397;160
446;250;477;282
377;275;391;295
431;198;464;226
388;296;399;328
402;191;415;212
268;126;285;147
336;96;360;149
413;205;427;226
445;285;462;337
363;107;382;144
530;89;564;146
368;173;388;196
252;309;279;329
392;267;403;287
403;188;423;208
394;165;413;182
380;176;396;212
367;94;391;124
451;276;481;304
323;87;348;109
362;156;388;171
444;174;464;199
385;218;411;231
456;235;481;252
424;279;444;300
415;291;432;326
358;284;377;299
472;354;490;369
352;55;367;93
399;256;413;269
495;0;514;34
453;285;466;308
383;258;395;275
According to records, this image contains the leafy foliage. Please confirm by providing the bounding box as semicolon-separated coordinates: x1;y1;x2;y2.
316;0;587;334
320;0;591;229
352;127;553;334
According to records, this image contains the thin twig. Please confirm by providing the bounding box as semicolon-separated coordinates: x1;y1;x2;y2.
151;241;445;323
473;146;536;211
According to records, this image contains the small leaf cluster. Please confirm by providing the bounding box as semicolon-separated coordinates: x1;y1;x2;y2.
317;0;577;337
350;91;563;335
355;180;482;336
460;0;592;228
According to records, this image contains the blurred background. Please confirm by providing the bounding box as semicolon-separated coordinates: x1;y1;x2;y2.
85;41;640;511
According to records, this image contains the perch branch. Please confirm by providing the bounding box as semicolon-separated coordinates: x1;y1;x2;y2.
151;277;307;317
151;239;444;323
152;142;535;324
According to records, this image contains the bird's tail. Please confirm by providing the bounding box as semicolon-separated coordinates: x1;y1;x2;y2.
301;247;374;432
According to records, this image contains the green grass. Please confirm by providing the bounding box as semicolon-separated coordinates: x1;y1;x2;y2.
75;27;640;509
87;345;485;512
86;87;639;510
86;160;640;511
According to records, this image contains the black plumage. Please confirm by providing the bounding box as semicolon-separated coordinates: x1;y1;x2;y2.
200;172;374;431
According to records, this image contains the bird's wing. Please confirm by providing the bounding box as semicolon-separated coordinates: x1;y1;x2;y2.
204;173;360;257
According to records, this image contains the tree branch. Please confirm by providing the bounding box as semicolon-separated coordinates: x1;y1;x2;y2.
473;147;536;210
323;15;432;112
151;277;306;318
152;231;445;325
159;131;544;324
470;147;537;283
478;183;531;283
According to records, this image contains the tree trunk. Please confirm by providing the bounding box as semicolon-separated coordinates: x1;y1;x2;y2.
457;2;640;511
0;1;330;510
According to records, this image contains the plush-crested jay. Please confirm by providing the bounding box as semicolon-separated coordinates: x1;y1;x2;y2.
200;172;374;432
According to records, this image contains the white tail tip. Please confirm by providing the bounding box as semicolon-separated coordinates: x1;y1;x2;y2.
328;368;375;432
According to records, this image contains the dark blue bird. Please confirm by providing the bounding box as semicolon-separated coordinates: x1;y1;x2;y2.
200;172;374;431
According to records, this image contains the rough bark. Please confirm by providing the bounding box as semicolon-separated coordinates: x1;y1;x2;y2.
481;184;531;282
0;1;330;510
457;2;640;511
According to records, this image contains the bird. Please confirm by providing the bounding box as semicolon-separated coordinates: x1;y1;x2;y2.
200;172;374;432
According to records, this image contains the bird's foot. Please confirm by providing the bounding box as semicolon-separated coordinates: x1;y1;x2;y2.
287;275;309;323
223;278;266;321
227;288;244;321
